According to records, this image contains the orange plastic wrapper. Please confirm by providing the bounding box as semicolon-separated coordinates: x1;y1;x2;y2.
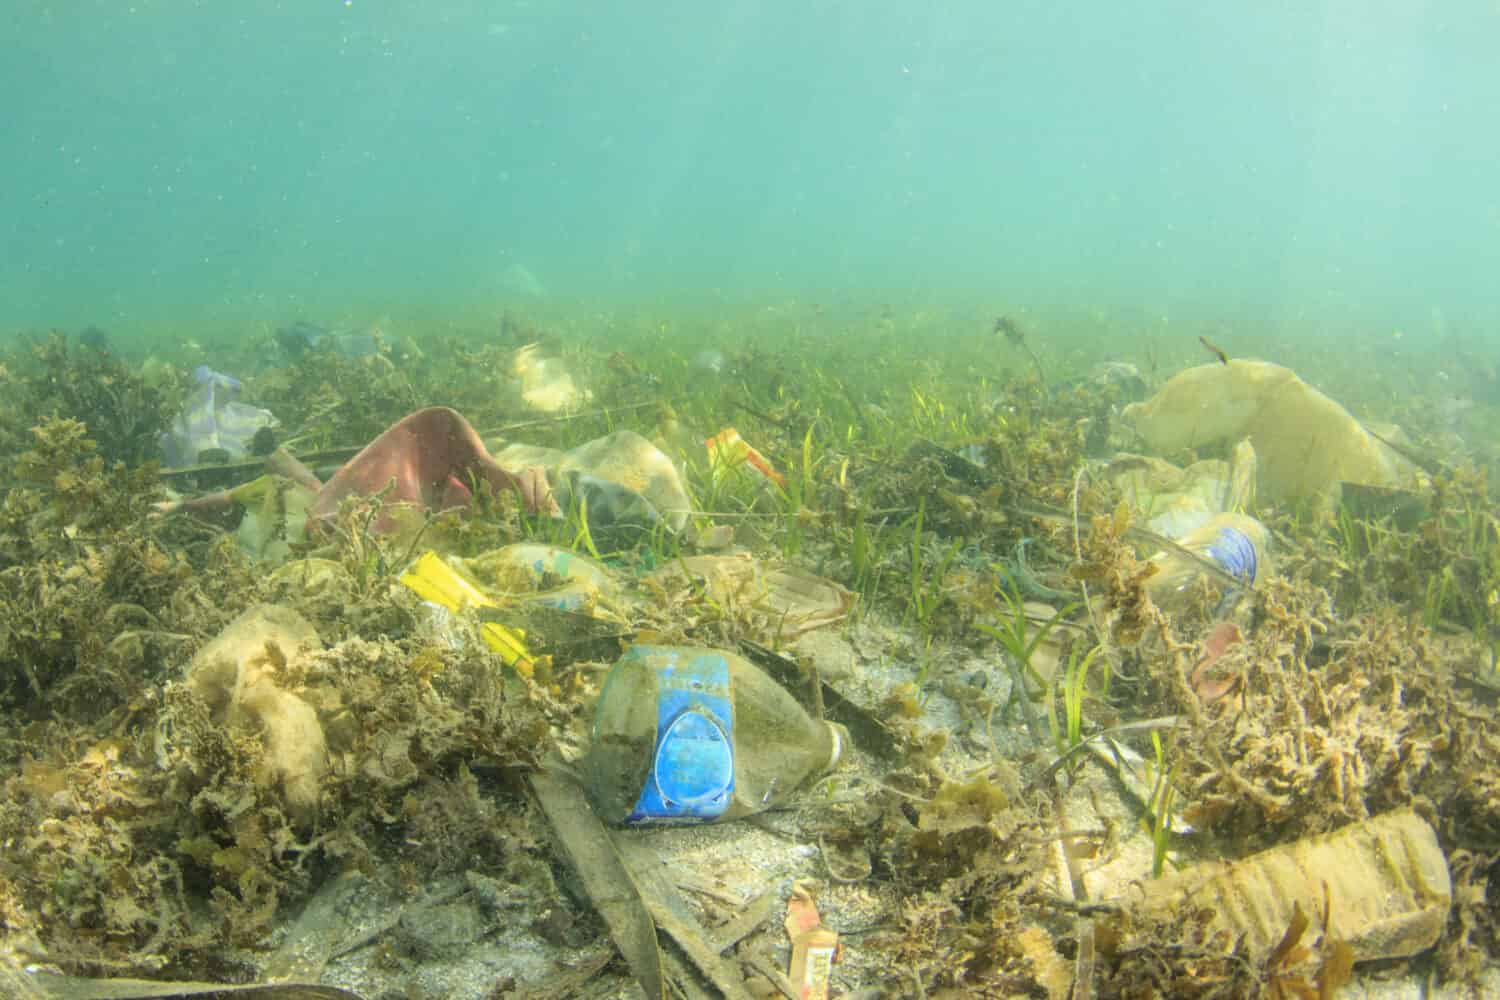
706;427;787;488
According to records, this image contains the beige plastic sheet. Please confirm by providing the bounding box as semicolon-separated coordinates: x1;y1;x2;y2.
1123;360;1417;504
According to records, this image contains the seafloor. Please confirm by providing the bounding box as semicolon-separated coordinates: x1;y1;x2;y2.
1;304;1498;999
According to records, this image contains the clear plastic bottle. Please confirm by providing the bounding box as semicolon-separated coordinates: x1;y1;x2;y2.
1146;511;1269;615
582;645;845;825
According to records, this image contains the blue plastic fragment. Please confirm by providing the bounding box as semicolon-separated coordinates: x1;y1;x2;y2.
1206;527;1258;584
626;649;735;823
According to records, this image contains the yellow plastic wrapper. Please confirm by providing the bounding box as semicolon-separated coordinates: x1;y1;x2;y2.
399;551;536;675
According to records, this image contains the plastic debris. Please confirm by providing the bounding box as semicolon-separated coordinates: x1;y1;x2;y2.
493;429;693;537
399;551;538;674
1145;511;1269;615
1107;438;1257;539
471;541;615;589
706;426;787;488
559;430;691;532
275;319;383;359
511;342;591;413
1114;808;1451;965
784;881;840;1000
558;470;669;544
400;548;628;676
155;408;558;555
1122;359;1418;504
159;365;278;468
307;407;555;531
463;542;625;617
738;638;902;764
582;645;845;825
227;473;318;562
648;554;855;639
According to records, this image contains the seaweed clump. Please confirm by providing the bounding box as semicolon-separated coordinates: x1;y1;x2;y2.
251;344;422;453
833;765;1070;996
0;534;557;980
0;333;176;467
0;418;191;708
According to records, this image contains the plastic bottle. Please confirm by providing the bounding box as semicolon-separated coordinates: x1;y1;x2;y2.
1118;808;1450;963
582;645;845;825
1146;511;1269;614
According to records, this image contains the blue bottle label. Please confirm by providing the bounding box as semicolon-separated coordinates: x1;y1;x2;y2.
1206;527;1258;584
626;650;735;823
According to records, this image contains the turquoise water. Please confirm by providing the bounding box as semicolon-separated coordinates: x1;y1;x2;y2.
7;2;1500;343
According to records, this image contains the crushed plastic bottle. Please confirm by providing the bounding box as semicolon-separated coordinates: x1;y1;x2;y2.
1116;808;1450;963
582;645;845;825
